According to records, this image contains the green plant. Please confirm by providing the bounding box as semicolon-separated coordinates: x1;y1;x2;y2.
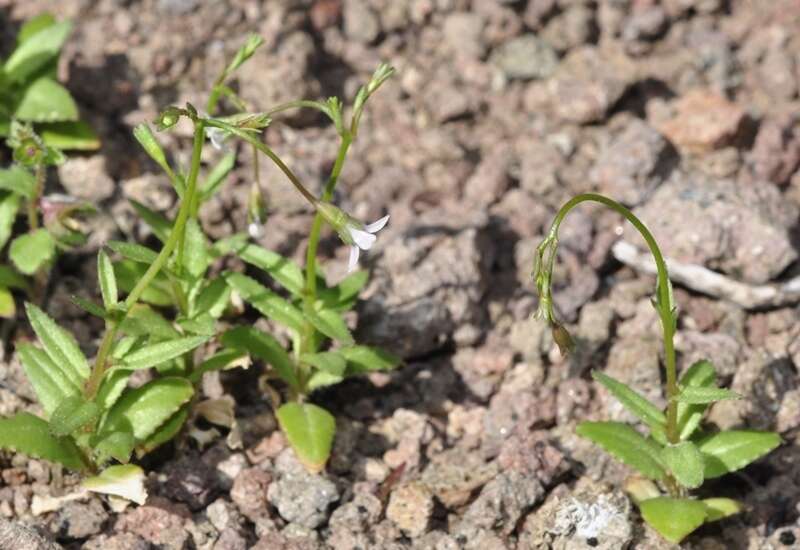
533;193;781;544
203;63;401;472
0;122;93;317
0;13;99;151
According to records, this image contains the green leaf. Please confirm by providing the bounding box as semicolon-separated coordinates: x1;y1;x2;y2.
182;219;208;277
17;343;80;415
592;371;666;430
120;335;209;370
70;295;108;320
304;307;354;345
661;441;704;489
97;250;117;310
107;240;159;264
0;265;29;292
115;260;173;306
15;78;78;122
0;412;86;470
676;360;717;440
697;430;781;478
221;34;264;80
189;348;248;384
276;402;335;474
91;429;135;465
702;498;742;523
0;193;19;251
301;352;346;376
18;14;57;44
10;229;55;275
39;121;100;150
176;313;216;336
100;377;193;443
225;272;304;332
235;244;304;296
135;405;189;458
49;395;100;437
129;200;170;243
119;304;180;340
676;386;740;404
0;167;35;199
221;326;297;391
25;302;90;381
0;287;14;318
133;124;174;180
576;421;666;480
4;21;71;82
199;152;236;202
639;497;707;543
95;368;132;411
307;370;345;392
337;345;400;374
319;270;368;310
193;277;231;319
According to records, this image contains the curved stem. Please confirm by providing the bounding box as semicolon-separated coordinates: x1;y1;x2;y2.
543;193;679;443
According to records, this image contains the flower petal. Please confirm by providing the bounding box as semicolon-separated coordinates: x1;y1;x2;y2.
348;245;360;272
206;127;227;150
348;227;377;250
365;215;390;234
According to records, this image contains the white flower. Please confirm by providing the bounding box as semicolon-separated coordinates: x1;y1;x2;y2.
205;127;230;150
346;215;389;272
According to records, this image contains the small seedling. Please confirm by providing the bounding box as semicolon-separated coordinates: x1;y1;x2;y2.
533;193;781;543
0;13;99;150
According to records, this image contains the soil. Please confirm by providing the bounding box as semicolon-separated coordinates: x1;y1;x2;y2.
1;0;800;549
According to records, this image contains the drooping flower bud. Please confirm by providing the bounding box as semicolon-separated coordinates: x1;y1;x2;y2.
552;323;575;357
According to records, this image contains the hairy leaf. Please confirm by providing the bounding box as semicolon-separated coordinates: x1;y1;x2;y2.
225;272;304;332
304;307;354;345
95;368;132;412
276;402;335;474
97;250;117;310
697;430;781;478
129;200;170;243
100;377;193;443
91;429;135;465
593;371;666;430
25;302;90;381
0;167;35;199
120;335;209;371
17;343;80;415
576;421;666;480
115;260;173;306
119;304;180;340
193;277;231;319
221;326;297;391
639;497;707;543
676;360;717;440
676;386;740;404
662;441;704;489
49;395;100;437
70;295;109;320
107;240;159;264
182;219;208;278
235;244;304;296
337;345;400;374
0;412;86;470
301;352;346;376
135;405;189;458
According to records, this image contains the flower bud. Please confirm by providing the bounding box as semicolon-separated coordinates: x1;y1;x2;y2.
552;323;575;357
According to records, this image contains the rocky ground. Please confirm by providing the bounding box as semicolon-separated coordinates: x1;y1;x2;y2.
1;0;800;548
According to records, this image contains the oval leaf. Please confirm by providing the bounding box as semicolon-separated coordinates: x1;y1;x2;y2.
592;371;666;430
225;272;304;332
676;386;740;404
49;395;100;437
676;360;717;440
702;498;742;523
697;430;781;478
639;497;707;543
17;343;80;415
4;21;71;81
305;307;354;345
301;352;346;376
576;421;666;480
11;230;55;275
276;402;335;473
15;77;78;122
662;441;704;489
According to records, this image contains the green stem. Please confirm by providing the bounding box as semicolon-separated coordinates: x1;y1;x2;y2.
84;121;206;400
544;194;679;443
27;164;44;231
